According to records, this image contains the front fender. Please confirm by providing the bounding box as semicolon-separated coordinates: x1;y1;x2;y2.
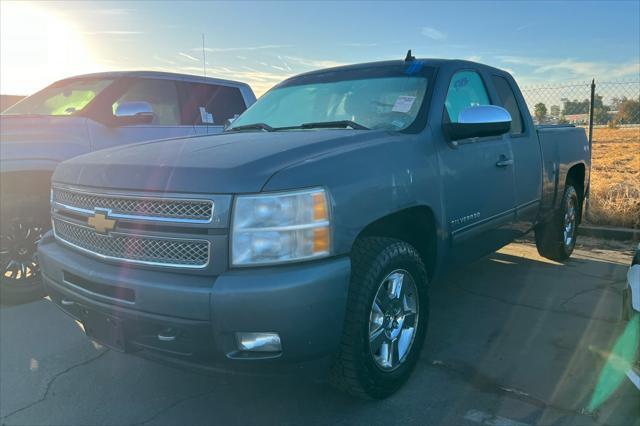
262;131;445;256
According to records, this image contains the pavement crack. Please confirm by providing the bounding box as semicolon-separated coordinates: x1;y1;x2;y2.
0;349;110;421
559;283;625;310
428;359;599;421
454;282;620;324
132;389;216;426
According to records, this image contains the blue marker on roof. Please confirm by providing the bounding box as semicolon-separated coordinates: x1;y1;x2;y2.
404;61;424;75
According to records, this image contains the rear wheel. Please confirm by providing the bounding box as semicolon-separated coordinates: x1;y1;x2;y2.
535;184;580;261
330;237;428;399
0;199;48;305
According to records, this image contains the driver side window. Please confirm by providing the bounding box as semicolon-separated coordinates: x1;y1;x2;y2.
112;79;181;125
445;71;491;123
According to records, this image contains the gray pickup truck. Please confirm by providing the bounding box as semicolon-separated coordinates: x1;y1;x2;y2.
39;56;590;398
1;71;255;303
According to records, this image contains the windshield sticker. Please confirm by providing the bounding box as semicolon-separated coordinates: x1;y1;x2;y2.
392;96;416;113
453;77;469;90
200;106;214;124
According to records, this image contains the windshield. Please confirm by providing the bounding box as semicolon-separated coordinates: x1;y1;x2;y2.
2;78;114;116
230;69;429;131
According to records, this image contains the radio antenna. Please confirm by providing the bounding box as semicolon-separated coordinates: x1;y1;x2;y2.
202;33;207;78
404;49;415;62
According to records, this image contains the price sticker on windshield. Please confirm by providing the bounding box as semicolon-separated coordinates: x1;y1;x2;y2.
392;96;416;113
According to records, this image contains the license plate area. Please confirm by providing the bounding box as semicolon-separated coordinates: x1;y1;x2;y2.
79;308;126;352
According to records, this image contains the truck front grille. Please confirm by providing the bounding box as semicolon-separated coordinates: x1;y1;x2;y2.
53;188;213;222
53;218;210;268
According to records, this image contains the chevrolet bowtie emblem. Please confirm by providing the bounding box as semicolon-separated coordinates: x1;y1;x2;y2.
88;210;116;234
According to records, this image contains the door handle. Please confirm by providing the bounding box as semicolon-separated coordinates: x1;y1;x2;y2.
495;157;514;167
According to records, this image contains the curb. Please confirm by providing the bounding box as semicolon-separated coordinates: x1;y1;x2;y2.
579;224;640;241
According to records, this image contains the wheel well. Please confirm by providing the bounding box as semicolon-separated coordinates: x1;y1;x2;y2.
566;163;585;222
1;170;52;198
356;206;438;279
0;171;53;222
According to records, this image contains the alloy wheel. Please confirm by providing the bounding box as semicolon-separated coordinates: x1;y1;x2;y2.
0;220;44;283
563;195;577;249
368;269;419;371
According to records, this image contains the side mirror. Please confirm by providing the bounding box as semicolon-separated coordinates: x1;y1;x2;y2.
113;101;155;125
224;114;240;130
445;105;511;141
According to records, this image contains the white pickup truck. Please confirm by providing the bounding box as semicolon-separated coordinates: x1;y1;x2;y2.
1;71;256;303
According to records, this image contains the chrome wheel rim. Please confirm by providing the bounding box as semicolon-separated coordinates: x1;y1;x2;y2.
0;221;44;283
369;269;419;371
563;195;577;248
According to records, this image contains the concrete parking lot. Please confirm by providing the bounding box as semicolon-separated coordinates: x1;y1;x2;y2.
1;239;638;426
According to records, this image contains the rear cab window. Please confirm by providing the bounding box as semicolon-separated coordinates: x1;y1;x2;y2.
178;83;247;125
491;75;524;135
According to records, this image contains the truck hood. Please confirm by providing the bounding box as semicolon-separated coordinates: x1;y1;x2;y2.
53;130;387;194
0;115;91;171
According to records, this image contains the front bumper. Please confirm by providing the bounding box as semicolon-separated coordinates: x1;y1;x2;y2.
38;232;351;368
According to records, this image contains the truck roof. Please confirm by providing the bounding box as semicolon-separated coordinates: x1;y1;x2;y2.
284;58;510;81
55;70;252;90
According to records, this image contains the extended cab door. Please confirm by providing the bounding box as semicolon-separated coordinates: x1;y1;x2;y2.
437;69;517;259
491;74;543;233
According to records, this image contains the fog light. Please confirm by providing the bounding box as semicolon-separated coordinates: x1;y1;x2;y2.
236;332;282;352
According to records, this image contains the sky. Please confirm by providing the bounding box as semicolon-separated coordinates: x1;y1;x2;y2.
1;0;639;96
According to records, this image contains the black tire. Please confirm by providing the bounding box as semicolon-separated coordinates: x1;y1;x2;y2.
535;184;580;262
330;237;429;399
0;196;49;305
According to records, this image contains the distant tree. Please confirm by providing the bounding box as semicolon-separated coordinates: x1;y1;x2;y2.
562;98;589;115
592;94;611;125
593;107;611;125
616;97;640;124
550;105;561;119
610;96;627;112
534;103;548;123
562;94;610;125
593;94;605;110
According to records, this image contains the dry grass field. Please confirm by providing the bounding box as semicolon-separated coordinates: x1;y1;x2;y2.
587;127;640;229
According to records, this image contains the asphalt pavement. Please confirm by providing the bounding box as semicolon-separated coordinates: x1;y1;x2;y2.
1;239;638;426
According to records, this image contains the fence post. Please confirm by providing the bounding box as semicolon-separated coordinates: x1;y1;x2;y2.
585;78;596;220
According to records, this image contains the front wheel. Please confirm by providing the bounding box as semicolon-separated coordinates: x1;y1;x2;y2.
0;201;48;305
330;237;429;399
535;184;580;261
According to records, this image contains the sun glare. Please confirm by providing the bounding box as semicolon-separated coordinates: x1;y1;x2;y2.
0;2;100;95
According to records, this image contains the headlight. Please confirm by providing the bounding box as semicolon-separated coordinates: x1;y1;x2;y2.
232;188;330;266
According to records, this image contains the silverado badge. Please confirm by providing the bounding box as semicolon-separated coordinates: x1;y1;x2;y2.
88;210;116;234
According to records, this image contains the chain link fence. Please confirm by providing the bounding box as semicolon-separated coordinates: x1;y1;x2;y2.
520;79;640;229
520;79;640;127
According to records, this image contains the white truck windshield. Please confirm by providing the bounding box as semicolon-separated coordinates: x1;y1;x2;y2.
3;78;114;116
